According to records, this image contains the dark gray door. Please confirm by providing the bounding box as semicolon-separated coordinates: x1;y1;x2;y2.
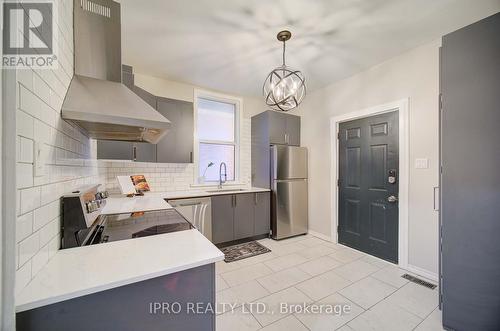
254;192;270;236
156;97;194;163
97;140;133;160
234;193;255;240
211;195;234;244
285;115;301;146
338;112;399;263
441;13;500;331
268;111;287;145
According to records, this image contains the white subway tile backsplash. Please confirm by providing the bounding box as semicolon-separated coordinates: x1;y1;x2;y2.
18;232;40;267
33;200;60;231
17;110;34;139
34;120;52;144
17;163;34;189
33;73;51;105
18;136;34;163
16;212;33;243
39;217;60;247
14;0;101;290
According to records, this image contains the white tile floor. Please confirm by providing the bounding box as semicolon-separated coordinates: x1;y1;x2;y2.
216;234;444;331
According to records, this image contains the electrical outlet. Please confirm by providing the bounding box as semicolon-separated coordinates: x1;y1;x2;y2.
33;141;46;177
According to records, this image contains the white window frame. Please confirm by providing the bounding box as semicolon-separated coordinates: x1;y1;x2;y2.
193;89;243;185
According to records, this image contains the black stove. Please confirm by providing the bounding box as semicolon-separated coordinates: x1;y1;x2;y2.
61;186;193;249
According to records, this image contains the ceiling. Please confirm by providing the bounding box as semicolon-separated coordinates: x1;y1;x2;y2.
119;0;499;97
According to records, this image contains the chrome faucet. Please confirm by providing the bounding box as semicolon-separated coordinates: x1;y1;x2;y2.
218;162;227;189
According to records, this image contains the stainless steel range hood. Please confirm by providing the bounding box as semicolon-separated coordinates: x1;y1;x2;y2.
61;0;170;143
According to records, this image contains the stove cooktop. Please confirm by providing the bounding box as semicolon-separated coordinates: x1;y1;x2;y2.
101;209;193;243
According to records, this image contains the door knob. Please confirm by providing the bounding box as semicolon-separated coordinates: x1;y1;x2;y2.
387;195;398;203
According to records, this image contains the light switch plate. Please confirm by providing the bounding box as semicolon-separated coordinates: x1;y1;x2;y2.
33;141;46;177
415;158;429;169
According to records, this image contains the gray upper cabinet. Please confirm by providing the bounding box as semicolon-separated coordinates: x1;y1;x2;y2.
156;97;194;163
133;142;157;162
234;194;255;240
97;140;133;160
98;65;194;163
97;141;157;162
267;111;301;146
286;115;301;146
268;111;288;145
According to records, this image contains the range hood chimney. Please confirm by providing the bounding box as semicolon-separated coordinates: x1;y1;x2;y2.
62;0;170;143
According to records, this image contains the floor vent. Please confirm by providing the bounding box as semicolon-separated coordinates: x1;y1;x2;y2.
401;274;437;289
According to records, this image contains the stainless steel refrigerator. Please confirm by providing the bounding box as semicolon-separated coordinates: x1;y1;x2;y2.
270;145;308;239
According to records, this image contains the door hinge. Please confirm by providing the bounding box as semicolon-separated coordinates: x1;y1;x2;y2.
439;93;443;111
337;132;341;140
337;179;341;187
337;225;340;233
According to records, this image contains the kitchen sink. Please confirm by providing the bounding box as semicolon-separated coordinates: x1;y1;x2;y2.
206;188;247;193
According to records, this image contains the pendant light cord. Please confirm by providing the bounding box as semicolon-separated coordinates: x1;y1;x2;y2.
282;40;286;66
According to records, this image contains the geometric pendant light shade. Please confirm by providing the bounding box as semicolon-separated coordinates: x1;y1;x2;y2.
263;30;306;111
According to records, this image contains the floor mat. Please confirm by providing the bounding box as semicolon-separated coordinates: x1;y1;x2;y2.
221;241;271;263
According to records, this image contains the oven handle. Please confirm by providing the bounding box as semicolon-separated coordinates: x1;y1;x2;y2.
176;202;202;207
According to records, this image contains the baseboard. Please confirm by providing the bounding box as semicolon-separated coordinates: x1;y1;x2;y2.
406;264;439;283
308;230;332;242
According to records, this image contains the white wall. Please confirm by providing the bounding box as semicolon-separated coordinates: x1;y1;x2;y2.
299;40;441;277
15;1;101;293
133;73;265;119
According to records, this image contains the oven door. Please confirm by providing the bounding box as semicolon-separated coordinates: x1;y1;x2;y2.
168;197;212;241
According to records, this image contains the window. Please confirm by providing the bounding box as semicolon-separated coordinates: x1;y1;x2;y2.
195;94;240;183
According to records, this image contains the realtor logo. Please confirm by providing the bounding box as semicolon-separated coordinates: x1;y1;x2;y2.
2;1;58;68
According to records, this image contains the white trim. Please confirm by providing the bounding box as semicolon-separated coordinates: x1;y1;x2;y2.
193;89;243;184
307;230;332;242
329;98;410;269
406;264;439;283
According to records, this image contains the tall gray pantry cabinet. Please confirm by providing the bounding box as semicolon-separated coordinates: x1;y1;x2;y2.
440;12;500;331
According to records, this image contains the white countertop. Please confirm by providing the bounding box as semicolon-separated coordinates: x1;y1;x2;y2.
16;229;224;312
116;187;271;201
101;196;173;215
16;187;269;313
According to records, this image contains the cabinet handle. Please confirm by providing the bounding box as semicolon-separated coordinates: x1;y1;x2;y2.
190;152;193;163
254;193;258;205
232;195;236;207
433;186;439;211
132;146;137;161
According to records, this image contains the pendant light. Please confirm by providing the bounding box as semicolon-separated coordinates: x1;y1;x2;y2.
263;30;306;112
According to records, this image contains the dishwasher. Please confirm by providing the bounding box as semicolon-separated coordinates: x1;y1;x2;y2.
168;197;212;241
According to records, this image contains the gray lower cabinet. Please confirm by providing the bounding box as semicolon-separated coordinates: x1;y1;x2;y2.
254;192;270;235
212;192;270;244
156;97;194;163
17;264;215;331
211;195;234;244
234;194;255;240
